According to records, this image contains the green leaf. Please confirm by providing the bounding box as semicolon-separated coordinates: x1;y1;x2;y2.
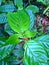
0;34;21;60
24;30;37;38
0;37;7;42
34;34;49;57
0;60;9;65
8;56;22;65
26;10;36;30
0;13;7;24
34;34;49;41
24;40;48;65
2;0;6;2
34;35;49;65
0;27;4;36
14;0;23;10
13;44;24;58
37;0;49;5
4;23;15;35
8;44;24;65
0;41;14;60
0;44;24;65
5;34;20;45
26;5;39;13
43;6;49;17
0;4;15;12
8;9;30;33
0;0;2;5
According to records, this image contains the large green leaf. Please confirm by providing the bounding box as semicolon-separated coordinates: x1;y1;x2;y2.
8;9;30;33
24;40;48;65
34;35;49;58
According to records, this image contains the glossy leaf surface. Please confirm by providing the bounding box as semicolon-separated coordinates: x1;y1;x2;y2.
8;10;30;33
5;34;20;45
24;30;37;38
24;35;49;65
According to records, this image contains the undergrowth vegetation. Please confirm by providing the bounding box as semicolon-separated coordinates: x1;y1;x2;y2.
0;0;49;65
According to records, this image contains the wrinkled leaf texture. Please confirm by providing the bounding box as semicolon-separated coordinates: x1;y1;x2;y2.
8;9;30;33
24;35;49;65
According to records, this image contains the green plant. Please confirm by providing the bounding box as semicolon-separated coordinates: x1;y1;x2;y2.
24;35;49;65
7;3;49;65
37;0;49;5
43;6;49;17
7;9;49;65
0;0;49;65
